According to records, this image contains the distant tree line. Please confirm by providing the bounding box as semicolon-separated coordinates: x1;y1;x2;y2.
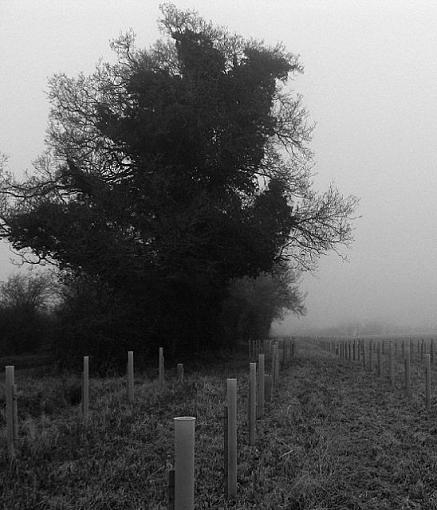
0;5;356;369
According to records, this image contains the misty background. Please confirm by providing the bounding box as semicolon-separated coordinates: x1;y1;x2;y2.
1;0;436;335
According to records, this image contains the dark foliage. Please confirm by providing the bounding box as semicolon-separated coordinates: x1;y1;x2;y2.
0;273;55;356
0;5;356;367
220;264;306;345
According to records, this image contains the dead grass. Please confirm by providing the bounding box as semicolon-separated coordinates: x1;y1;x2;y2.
2;340;437;508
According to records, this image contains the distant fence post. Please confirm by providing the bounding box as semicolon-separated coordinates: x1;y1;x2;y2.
127;351;134;404
5;366;15;460
271;344;277;388
369;340;373;371
226;378;237;499
174;416;195;509
13;383;18;443
431;339;435;364
257;354;265;418
248;363;256;446
82;356;89;424
265;374;272;403
389;341;394;387
405;348;411;396
274;344;280;387
425;353;431;410
377;342;381;377
159;347;165;388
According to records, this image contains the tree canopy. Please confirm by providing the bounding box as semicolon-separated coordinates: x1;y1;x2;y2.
0;5;357;359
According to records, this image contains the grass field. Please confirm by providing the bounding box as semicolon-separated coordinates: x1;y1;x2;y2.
2;339;437;509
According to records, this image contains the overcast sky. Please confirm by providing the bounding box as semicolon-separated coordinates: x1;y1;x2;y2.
1;0;437;333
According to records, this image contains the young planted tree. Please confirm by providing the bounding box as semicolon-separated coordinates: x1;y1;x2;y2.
0;5;357;362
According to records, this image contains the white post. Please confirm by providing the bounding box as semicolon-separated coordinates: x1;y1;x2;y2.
226;378;237;499
83;356;89;424
127;351;134;404
174;417;195;510
248;363;256;446
5;366;15;459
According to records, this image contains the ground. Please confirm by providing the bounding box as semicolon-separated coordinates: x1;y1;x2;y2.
1;339;437;509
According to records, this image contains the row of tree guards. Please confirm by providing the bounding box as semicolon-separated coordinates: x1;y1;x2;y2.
3;338;296;509
318;337;435;408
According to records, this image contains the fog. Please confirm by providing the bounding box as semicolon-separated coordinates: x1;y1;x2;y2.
1;1;437;334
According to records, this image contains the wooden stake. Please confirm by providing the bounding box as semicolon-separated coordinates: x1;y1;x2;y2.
174;417;195;509
405;348;411;396
369;340;373;371
274;345;280;386
389;341;394;387
13;383;18;443
5;366;15;459
127;351;134;404
425;353;431;410
82;356;89;424
257;354;265;418
264;374;272;403
226;379;237;499
177;363;184;384
271;344;277;387
377;342;381;377
168;469;175;510
223;406;228;497
159;347;165;388
248;363;256;446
